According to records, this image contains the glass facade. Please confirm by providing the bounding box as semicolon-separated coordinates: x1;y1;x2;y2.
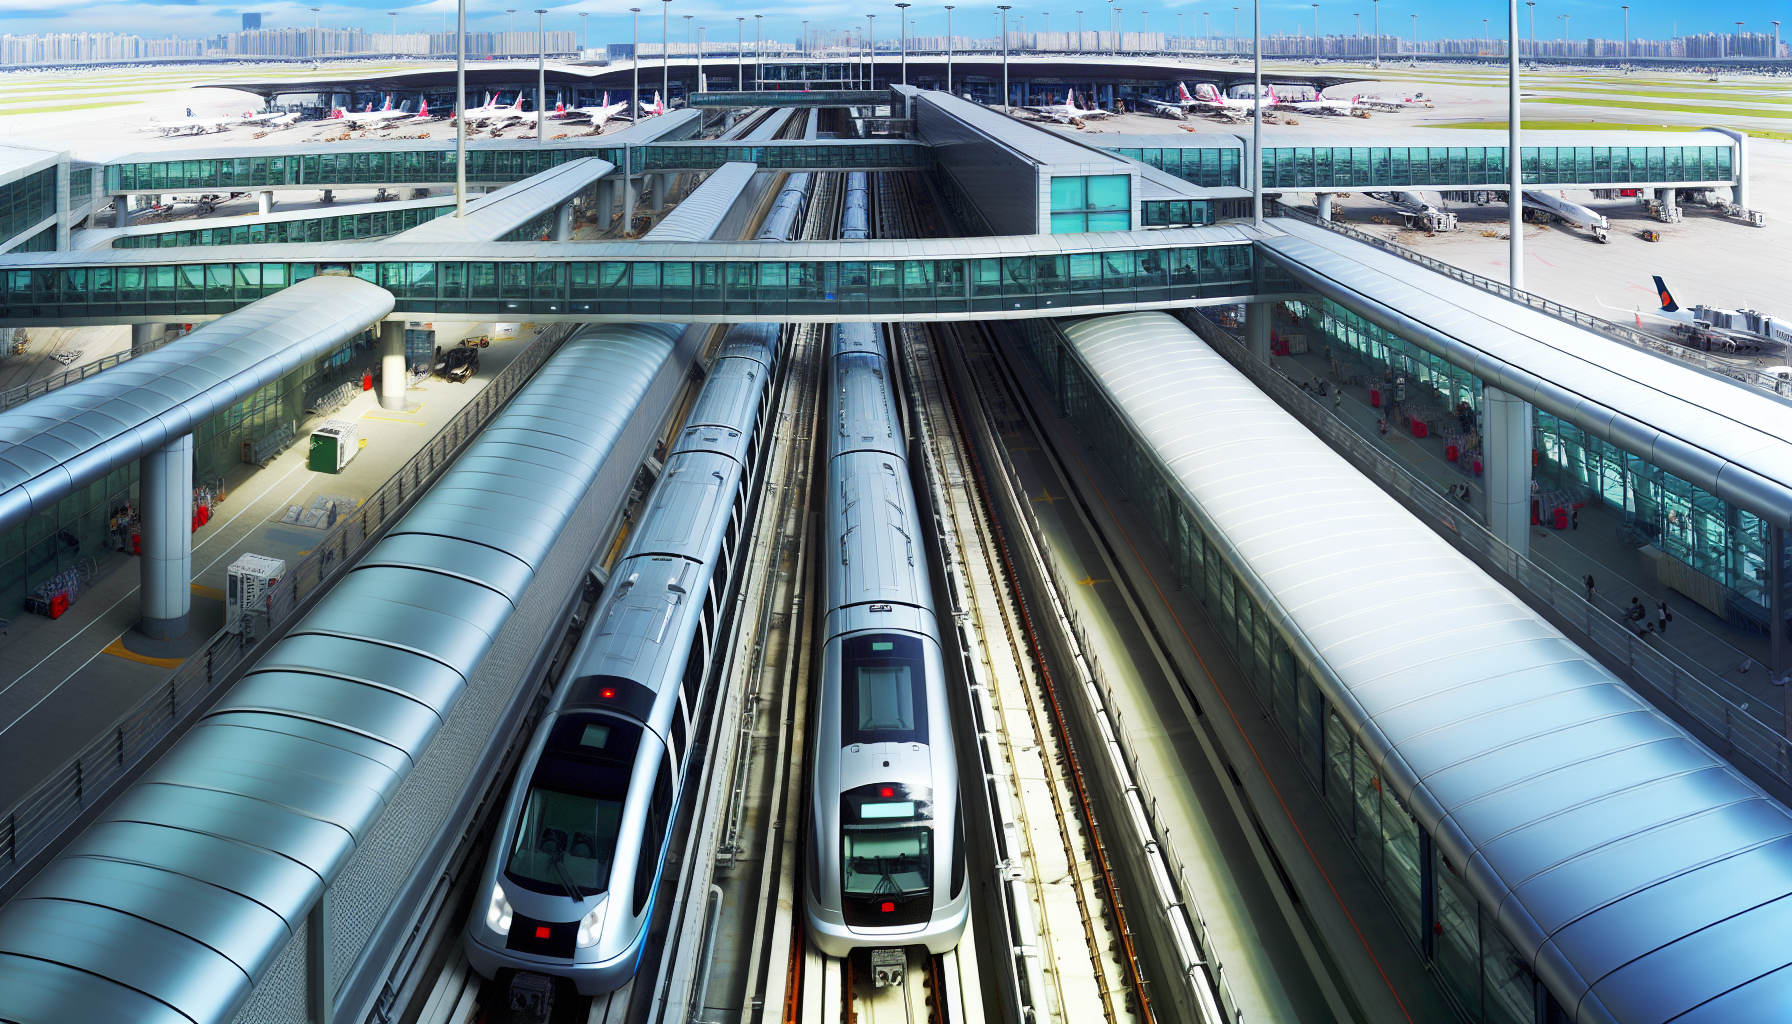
1105;146;1241;188
1256;144;1731;190
113;204;451;249
1302;288;1773;619
1049;174;1132;234
1010;316;1558;1024
0;167;56;245
8;224;58;254
68;167;93;202
1140;199;1214;228
103;145;926;193
2;244;1255;320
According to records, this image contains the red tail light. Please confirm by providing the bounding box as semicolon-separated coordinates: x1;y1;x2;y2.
881;902;895;913
535;926;551;939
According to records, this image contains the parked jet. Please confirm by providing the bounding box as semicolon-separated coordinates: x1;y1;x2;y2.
1601;276;1792;352
555;93;629;130
1025;90;1114;124
1273;90;1361;115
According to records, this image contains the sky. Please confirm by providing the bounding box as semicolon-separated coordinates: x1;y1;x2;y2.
0;0;1786;49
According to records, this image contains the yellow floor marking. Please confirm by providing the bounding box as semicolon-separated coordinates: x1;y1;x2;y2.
1076;575;1112;587
101;637;185;669
1031;489;1064;504
191;583;224;600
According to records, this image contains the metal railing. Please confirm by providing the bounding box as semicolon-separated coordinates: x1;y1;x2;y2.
0;335;178;412
0;323;576;891
1182;309;1792;789
1280;207;1792;397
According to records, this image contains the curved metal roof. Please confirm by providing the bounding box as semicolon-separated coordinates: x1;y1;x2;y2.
0;322;684;1024
1060;310;1792;1024
383;157;612;244
0;274;393;536
1262;217;1792;529
643;161;758;242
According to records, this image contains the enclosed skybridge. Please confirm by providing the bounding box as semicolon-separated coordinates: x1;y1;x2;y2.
687;90;897;108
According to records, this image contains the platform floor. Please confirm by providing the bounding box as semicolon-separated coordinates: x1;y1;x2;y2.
0;322;533;810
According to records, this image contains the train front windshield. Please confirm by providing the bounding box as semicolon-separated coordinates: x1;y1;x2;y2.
842;827;934;926
505;715;640;899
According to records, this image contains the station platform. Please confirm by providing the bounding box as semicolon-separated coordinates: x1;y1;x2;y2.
0;321;532;810
971;324;1459;1024
1262;324;1783;721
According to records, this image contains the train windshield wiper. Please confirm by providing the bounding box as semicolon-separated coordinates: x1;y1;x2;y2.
551;855;584;902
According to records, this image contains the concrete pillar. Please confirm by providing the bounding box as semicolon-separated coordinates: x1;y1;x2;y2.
1663;187;1678;212
258;190;273;215
596;179;615;225
1247;300;1272;363
130;322;165;348
554;200;574;240
649;173;668;212
115;198;131;228
1484;385;1532;557
321;189;334;204
1317;193;1333;221
379;321;407;411
139;432;193;641
622;176;640;230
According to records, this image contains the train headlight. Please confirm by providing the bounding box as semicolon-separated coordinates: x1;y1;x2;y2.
485;883;513;935
576;900;607;948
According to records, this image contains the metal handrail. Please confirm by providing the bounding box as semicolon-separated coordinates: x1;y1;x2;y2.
0;323;576;889
0;336;179;413
1280;207;1792;397
1182;309;1792;788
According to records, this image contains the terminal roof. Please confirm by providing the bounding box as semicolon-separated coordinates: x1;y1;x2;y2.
916;90;1137;175
643;162;758;242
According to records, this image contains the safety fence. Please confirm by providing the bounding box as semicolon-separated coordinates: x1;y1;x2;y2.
1280;207;1792;398
1182;308;1792;790
0;322;576;893
0;334;176;412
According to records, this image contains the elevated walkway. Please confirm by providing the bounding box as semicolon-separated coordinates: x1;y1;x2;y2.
383;157;611;243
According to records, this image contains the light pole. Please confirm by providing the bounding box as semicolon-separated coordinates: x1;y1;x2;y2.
998;5;1012;109
1508;0;1521;289
1115;8;1123;52
1077;10;1083;51
1621;5;1629;62
699;25;706;89
755;14;763;91
1526;2;1534;57
1736;23;1746;60
580;11;588;51
1410;13;1416;53
736;17;744;92
802;20;808;58
388;11;397;50
946;6;955;91
455;0;466;217
1311;3;1318;57
311;7;321;58
685;14;693;61
1252;0;1261;228
535;8;546;140
1482;18;1488;55
1559;13;1569;49
1233;6;1239;49
1775;21;1782;59
866;14;875;89
897;3;911;83
632;8;642;116
662;0;672;106
1179;12;1184;51
507;9;516;55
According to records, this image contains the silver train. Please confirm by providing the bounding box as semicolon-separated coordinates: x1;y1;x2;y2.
804;322;968;957
754;171;814;241
839;171;870;240
465;324;782;994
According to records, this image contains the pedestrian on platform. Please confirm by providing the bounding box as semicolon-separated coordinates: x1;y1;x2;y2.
1584;574;1595;601
1571;506;1579;530
1334;390;1342;411
1626;597;1648;636
1658;600;1671;635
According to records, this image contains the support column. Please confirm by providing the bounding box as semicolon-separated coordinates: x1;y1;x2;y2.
650;173;668;212
306;889;333;1024
554;200;574;240
139;433;192;641
130;322;165;348
1484;385;1532;558
596;179;615;225
1247;300;1272;363
258;190;273;215
115;197;131;227
379;320;407;411
1317;192;1333;221
622;176;640;231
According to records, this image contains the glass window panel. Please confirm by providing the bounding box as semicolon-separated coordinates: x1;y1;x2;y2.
1435;852;1482;1015
1049;175;1087;211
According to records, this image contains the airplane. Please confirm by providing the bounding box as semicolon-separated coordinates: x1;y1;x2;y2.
1357;91;1434;111
458;93;528;127
638;91;667;118
330;96;418;126
1272;90;1362;116
554;92;629;130
140;108;241;135
1180;81;1280;117
1024;90;1114;124
1599;276;1792;353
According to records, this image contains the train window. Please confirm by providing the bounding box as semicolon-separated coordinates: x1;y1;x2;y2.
841;634;929;746
951;800;966;898
633;754;674;916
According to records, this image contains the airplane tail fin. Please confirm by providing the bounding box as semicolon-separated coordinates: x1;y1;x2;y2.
1178;81;1194;101
382;96;392;111
331;107;344;119
555;102;565;115
1654;275;1679;312
513;94;525;110
1194;83;1220;102
1268;84;1279;104
419;99;428;117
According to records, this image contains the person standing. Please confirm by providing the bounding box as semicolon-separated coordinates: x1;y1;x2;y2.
1571;506;1579;530
1584;574;1596;601
1658;600;1671;635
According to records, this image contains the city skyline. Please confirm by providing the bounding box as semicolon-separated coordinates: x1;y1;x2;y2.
0;0;1786;53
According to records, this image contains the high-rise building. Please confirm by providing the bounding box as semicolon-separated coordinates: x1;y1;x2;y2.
242;13;261;31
